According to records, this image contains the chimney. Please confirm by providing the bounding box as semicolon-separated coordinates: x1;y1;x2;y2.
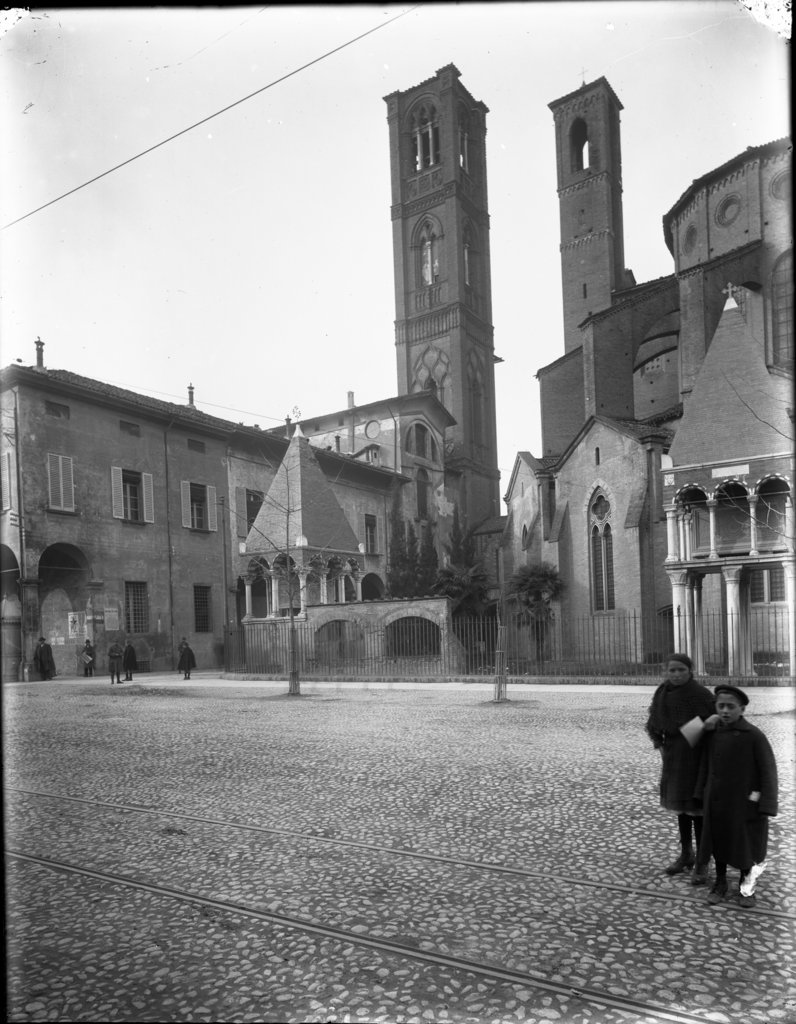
347;391;355;409
285;415;293;439
35;337;44;369
187;383;195;406
334;434;341;452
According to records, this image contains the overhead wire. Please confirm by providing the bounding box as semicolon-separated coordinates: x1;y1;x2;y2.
2;5;422;231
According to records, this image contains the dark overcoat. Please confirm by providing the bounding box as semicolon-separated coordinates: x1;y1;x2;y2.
122;644;138;671
695;718;778;869
177;646;197;672
34;641;56;679
645;678;715;814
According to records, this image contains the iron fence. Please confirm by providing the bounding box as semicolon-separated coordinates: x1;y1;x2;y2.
225;606;792;680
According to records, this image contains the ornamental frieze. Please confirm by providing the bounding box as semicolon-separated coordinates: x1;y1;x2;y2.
560;229;612;252
550;91;601;122
393;181;458;220
558;171;610;197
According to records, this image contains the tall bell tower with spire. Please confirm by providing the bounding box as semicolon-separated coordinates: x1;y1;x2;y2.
384;64;501;528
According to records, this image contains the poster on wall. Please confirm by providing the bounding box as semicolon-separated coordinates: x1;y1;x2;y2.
67;612;87;640
104;608;119;631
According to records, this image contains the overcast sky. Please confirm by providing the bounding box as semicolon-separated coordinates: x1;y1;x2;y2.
0;3;789;495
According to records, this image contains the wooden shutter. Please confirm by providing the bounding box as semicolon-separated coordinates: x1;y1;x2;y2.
111;466;124;519
61;456;75;511
1;451;11;510
206;485;218;532
236;487;247;538
48;453;74;511
142;473;154;523
181;480;192;528
48;453;62;509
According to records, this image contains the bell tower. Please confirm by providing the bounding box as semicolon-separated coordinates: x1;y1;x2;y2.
384;64;500;527
549;77;632;352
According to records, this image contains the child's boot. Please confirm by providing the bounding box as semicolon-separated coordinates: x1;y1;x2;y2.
665;846;694;874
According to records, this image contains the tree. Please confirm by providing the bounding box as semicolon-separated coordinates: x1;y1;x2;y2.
505;562;564;659
387;490;416;598
417;523;439;596
447;503;476;568
432;562;491;617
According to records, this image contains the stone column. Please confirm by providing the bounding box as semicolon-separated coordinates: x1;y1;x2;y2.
707;499;718;559
20;577;41;679
683;511;693;561
723;566;743;676
667;570;688;653
677;513;687;564
784;558;796;679
354;573;363;602
685;576;695;661
243;577;253;619
692;575;705;676
665;507;679;563
319;572;328;605
748;495;759;556
298;569;308;616
270;573;280;617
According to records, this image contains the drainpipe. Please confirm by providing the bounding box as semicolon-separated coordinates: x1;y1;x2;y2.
163;420;177;668
13;388;28;679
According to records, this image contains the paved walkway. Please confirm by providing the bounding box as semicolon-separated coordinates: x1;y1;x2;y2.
4;677;795;1024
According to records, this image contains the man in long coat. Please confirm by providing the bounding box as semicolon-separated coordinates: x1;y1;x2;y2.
33;637;56;680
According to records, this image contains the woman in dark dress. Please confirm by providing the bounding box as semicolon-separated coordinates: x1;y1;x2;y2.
645;653;717;883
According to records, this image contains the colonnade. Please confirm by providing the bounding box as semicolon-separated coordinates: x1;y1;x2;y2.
241;568;362;619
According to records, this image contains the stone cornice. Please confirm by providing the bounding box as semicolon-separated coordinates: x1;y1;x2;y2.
557;171;614;197
560;229;613;253
675;239;762;280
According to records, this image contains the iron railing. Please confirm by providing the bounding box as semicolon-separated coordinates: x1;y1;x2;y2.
225;606;792;680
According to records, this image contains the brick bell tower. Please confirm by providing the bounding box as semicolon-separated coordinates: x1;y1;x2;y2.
549;77;633;353
384;64;501;527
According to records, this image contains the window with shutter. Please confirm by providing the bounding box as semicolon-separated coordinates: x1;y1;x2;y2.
1;451;12;510
142;473;154;523
111;466;124;519
48;453;75;511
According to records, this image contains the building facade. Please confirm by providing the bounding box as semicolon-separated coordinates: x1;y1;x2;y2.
504;77;793;676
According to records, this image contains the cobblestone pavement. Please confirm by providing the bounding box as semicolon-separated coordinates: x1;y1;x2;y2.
4;676;795;1024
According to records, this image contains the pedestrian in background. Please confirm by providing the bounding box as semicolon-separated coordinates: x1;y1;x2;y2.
82;639;95;677
696;684;778;908
108;639;124;685
177;639;196;680
645;653;717;883
33;636;56;680
122;637;137;681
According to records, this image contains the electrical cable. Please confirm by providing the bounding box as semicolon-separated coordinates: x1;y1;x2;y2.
2;5;421;230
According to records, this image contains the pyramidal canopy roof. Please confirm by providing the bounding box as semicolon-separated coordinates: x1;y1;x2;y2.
669;297;794;467
246;430;360;558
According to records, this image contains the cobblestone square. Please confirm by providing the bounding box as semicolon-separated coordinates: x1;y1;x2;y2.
4;677;795;1024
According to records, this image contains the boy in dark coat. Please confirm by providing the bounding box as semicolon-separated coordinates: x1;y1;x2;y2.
695;684;779;908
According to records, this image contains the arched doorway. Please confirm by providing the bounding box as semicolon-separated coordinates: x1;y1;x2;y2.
38;543;93;677
1;544;22;680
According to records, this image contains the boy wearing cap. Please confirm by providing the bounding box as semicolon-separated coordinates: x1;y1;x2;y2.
695;684;778;908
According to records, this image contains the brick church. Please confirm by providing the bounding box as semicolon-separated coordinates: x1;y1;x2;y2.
502;77;793;676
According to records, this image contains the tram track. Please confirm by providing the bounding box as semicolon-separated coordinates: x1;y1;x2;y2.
6;847;731;1024
7;786;795;922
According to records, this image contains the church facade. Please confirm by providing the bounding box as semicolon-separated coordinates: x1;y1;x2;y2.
503;77;793;676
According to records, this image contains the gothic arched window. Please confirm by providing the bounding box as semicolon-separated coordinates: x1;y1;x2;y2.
412;104;440;172
463;224;477;290
418;220;440;287
570;118;589;172
772;250;793;370
416;468;431;520
589;492;615;611
458;106;470;173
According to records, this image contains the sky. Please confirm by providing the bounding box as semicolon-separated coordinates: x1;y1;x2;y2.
0;2;790;497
